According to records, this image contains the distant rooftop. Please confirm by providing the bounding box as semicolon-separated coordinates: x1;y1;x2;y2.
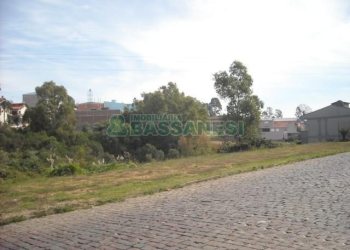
331;100;349;108
76;102;104;111
11;103;26;110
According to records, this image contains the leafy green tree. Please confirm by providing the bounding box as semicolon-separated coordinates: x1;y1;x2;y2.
133;82;208;122
214;61;263;138
295;104;312;121
262;107;283;119
208;97;222;116
132;82;208;153
24;81;76;134
262;107;274;119
274;109;283;118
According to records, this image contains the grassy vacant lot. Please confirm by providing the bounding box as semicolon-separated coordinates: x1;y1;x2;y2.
1;141;350;225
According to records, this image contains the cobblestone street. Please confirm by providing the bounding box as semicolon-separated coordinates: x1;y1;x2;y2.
1;153;350;249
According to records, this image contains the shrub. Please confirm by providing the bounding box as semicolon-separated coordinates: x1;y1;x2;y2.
339;128;349;141
0;150;9;165
218;141;235;153
178;136;194;156
0;167;8;179
262;139;279;148
246;137;279;149
18;150;42;172
178;135;212;156
24;131;53;150
0;127;24;151
103;153;116;164
168;148;180;159
218;141;251;153
135;143;158;162
49;164;82;177
87;141;104;158
154;150;165;161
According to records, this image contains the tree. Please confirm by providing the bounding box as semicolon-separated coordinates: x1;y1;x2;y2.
208;97;222;116
131;82;209;153
24;81;76;133
133;82;208;122
295;104;312;121
262;107;274;119
274;109;283;119
213;61;263;138
262;107;283;119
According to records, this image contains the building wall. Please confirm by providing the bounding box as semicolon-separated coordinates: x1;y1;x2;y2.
0;108;8;124
261;131;286;140
75;110;121;128
22;93;38;108
259;119;298;141
306;116;350;142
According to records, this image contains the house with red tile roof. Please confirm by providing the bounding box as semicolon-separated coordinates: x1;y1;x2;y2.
10;103;27;127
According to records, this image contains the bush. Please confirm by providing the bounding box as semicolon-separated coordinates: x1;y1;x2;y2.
245;137;279;149
18;150;42;172
87;141;104;158
0;167;8;179
218;141;235;153
339;128;349;141
0;126;24;151
218;137;282;153
178;136;194;156
168;148;180;159
103;153;116;164
49;164;82;177
155;150;165;161
262;139;279;148
0;150;9;165
135;143;157;162
178;135;212;156
218;141;251;153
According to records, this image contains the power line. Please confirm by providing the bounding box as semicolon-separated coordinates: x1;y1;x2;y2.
0;53;212;61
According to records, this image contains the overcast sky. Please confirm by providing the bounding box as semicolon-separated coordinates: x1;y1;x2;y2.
1;0;349;117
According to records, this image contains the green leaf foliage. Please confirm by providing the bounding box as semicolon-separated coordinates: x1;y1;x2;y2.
214;61;263;138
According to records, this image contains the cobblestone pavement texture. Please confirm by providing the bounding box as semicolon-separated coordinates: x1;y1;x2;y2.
1;153;350;249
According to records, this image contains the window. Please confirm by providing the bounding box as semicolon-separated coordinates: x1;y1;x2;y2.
261;128;270;132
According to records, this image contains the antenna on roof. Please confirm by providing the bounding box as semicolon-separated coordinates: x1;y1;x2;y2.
87;89;93;103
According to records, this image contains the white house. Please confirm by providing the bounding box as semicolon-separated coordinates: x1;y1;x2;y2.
260;118;299;141
10;103;27;127
22;92;38;108
0;97;10;124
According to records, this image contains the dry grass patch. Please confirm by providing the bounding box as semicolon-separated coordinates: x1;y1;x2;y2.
1;141;349;225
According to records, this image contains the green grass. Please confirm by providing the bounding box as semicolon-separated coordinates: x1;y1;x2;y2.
0;141;349;225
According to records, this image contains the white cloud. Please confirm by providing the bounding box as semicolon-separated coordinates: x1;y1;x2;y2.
1;0;350;117
119;0;350;116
